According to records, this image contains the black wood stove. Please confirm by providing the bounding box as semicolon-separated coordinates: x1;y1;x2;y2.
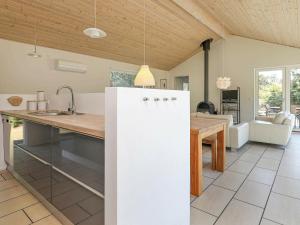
196;39;216;114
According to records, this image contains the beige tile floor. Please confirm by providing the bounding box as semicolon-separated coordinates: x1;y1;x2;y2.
0;170;62;225
191;133;300;225
3;133;300;225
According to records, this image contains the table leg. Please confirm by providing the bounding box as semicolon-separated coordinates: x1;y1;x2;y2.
216;127;225;172
190;132;202;196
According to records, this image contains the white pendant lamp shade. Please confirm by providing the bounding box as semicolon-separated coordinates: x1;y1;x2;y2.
216;77;231;90
84;0;106;39
134;65;155;87
134;0;155;87
83;27;106;38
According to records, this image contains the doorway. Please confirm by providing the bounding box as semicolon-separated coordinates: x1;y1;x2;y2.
175;76;189;91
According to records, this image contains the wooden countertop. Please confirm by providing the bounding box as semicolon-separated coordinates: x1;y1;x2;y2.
1;110;105;139
1;111;226;139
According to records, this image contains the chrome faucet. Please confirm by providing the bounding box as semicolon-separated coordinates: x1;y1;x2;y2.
56;85;76;114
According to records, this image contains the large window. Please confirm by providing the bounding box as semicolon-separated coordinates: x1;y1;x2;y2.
255;69;285;117
255;66;300;130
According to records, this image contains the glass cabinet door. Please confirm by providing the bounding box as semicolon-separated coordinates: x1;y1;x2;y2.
13;120;52;200
51;128;105;225
12;120;105;225
51;128;105;195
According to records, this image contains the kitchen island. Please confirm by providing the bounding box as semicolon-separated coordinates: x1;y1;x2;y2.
1;110;105;225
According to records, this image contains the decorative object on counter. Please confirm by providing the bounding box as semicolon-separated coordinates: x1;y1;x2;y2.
216;77;231;89
26;90;48;111
160;79;167;89
134;0;155;88
110;70;136;87
28;22;42;58
83;0;107;38
7;96;23;106
36;91;45;101
27;101;38;111
37;101;48;111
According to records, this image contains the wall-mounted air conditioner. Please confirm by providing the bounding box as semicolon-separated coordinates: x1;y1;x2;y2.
55;60;87;73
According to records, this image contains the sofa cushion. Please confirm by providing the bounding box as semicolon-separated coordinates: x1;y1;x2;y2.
273;112;287;124
282;118;292;126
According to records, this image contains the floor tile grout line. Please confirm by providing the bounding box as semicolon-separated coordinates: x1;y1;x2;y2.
255;165;278;172
22;208;33;223
192;144;262;215
191;151;239;204
276;173;300;181
190;205;218;218
258;145;285;225
212;145;268;225
76;202;93;216
233;197;265;209
275;173;300;181
0;184;21;193
0;192;30;205
211;183;238;192
32;214;53;224
203;145;248;186
271;190;300;201
262;217;284;225
0;200;38;220
244;179;272;187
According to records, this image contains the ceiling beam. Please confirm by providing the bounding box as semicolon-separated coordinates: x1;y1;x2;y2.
171;0;230;39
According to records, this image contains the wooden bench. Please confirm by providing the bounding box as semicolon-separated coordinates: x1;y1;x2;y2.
203;134;217;170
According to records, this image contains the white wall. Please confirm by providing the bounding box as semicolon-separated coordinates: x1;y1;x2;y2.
48;93;105;115
0;38;169;94
170;35;300;122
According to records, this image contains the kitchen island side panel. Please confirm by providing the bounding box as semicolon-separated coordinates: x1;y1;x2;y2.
105;87;190;225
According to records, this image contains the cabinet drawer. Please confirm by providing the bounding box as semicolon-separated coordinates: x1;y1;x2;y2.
52;128;105;195
13;145;51;200
51;170;104;225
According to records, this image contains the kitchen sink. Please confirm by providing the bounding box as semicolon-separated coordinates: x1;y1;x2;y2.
28;110;84;116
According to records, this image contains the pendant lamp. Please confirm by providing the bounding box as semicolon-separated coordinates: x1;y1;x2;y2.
134;0;155;87
28;23;42;58
84;0;107;38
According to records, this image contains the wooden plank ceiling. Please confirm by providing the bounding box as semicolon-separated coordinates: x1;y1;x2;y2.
196;0;300;48
0;0;219;70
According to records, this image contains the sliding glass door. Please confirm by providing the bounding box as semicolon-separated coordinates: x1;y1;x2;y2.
255;66;300;131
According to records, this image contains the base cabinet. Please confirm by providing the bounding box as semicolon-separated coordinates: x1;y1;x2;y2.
52;170;104;225
14;145;51;201
11;119;104;225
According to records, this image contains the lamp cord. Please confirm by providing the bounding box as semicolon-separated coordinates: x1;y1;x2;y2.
143;0;146;65
94;0;97;27
34;22;37;53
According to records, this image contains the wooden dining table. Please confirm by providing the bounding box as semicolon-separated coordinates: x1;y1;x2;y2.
190;117;226;196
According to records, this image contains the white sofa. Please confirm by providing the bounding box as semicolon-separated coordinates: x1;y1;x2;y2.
249;113;295;146
191;112;249;149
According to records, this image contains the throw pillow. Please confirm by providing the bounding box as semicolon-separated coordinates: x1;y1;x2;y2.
273;112;287;124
